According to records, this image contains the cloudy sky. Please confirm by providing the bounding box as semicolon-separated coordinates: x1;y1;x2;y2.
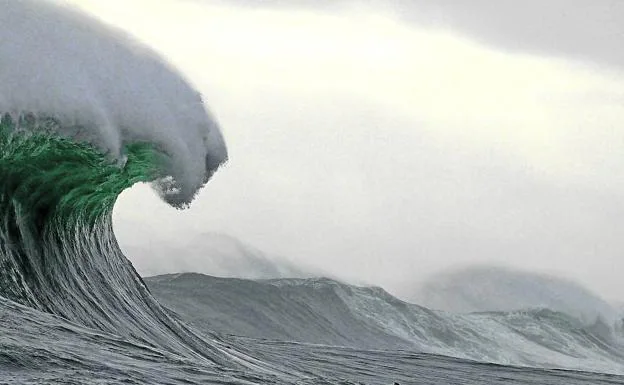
63;0;624;301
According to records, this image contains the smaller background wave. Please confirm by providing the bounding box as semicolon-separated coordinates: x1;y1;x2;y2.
145;270;624;375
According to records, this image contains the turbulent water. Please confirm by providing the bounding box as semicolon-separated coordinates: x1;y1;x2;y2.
147;273;624;375
1;1;624;384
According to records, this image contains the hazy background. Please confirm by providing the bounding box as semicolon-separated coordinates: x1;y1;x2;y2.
62;0;624;303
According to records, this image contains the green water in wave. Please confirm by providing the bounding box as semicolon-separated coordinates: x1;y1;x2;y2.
0;113;164;224
0;113;165;307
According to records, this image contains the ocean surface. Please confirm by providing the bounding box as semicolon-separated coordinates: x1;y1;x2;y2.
3;274;624;384
2;1;624;384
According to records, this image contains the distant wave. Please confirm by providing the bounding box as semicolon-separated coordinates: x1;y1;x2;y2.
416;265;619;324
147;273;624;375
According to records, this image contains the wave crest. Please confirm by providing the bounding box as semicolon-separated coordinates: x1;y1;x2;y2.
0;0;227;207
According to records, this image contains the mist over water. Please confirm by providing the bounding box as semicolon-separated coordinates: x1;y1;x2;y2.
123;231;317;279
416;265;620;323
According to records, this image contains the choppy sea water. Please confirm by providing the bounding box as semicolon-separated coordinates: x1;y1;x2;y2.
3;293;624;385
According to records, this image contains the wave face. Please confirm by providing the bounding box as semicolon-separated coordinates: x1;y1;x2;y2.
0;115;207;352
147;273;624;375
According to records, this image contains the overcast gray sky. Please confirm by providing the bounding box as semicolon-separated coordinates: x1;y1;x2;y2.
65;0;624;302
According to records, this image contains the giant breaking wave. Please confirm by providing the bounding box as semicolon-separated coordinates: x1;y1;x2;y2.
0;1;288;381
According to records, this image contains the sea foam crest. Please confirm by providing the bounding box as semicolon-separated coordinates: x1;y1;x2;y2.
0;0;227;207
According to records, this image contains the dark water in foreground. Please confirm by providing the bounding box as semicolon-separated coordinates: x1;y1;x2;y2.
242;339;624;385
3;292;624;385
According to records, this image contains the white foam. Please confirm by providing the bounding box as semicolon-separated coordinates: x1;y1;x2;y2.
0;0;227;206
